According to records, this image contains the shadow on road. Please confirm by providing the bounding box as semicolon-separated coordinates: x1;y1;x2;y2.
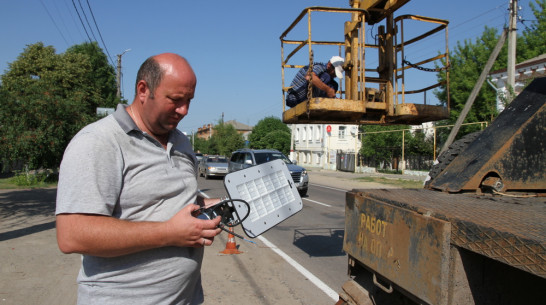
0;188;57;241
292;228;345;257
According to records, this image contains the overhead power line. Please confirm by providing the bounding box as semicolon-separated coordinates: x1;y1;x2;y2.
71;0;92;42
39;0;69;46
77;0;99;42
85;0;115;66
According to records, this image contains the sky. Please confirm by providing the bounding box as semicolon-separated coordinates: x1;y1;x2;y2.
0;0;533;134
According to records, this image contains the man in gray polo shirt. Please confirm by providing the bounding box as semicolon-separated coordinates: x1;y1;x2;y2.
56;53;222;305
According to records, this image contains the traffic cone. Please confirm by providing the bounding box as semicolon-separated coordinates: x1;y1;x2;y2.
220;226;242;255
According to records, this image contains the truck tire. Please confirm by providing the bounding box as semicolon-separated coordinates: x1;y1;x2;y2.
425;131;482;188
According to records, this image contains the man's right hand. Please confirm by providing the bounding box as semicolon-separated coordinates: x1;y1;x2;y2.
165;204;222;248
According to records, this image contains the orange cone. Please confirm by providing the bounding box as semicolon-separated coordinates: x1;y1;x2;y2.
220;226;242;255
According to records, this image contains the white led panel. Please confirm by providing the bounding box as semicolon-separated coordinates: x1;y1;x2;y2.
223;159;303;238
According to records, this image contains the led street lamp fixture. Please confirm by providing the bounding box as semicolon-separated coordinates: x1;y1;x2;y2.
223;159;303;238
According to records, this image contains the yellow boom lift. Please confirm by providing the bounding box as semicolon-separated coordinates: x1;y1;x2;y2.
281;0;450;125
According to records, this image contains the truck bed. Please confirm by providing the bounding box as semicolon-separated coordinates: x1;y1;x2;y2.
344;188;545;305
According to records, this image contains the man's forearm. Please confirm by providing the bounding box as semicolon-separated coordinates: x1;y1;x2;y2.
310;73;335;97
56;213;171;257
56;204;222;257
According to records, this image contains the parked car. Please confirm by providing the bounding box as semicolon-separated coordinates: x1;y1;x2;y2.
198;155;229;179
228;149;309;196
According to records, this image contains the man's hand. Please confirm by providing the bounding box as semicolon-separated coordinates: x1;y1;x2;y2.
165;204;222;247
326;87;336;98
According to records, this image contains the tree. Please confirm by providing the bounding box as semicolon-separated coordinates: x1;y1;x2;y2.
360;125;405;168
248;117;290;154
65;42;122;107
434;0;546;144
521;0;546;59
192;136;211;155
259;130;291;155
0;42;120;170
209;122;244;156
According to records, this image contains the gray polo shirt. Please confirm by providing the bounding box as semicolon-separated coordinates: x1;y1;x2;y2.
56;104;203;305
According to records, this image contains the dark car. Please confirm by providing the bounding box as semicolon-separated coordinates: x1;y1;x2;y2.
198;155;229;179
228;149;309;196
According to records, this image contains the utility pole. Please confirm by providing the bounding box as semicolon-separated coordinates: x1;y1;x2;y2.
507;0;518;92
116;49;131;98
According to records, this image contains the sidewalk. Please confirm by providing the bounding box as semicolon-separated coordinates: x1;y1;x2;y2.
307;167;426;190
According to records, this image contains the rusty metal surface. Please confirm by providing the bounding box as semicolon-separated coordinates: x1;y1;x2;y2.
430;77;546;192
356;189;546;278
344;190;451;305
282;98;449;125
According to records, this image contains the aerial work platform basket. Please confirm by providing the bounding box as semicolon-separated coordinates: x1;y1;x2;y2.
280;2;451;125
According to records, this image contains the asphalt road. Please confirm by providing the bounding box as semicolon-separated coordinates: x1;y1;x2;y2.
0;169;424;305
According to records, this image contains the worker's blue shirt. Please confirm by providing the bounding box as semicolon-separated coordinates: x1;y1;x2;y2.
286;62;337;107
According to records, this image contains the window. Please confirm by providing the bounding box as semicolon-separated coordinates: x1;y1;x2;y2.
295;128;300;143
230;153;241;163
339;126;346;140
315;126;321;142
302;127;307;142
244;153;253;164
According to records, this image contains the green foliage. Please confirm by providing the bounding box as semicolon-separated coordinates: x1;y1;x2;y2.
192;136;211;154
248;117;290;154
434;0;546;143
406;131;433;156
359;125;433;168
436;27;502;128
0;42;121;170
521;0;546;59
259;130;291;155
65;42;123;107
11;167;56;187
360;125;405;165
209;122;245;156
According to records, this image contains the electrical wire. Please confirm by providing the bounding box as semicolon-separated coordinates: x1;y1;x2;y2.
39;0;69;46
85;0;115;67
77;0;98;43
193;198;256;244
71;0;92;42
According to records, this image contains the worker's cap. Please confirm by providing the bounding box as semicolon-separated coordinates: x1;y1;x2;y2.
330;56;345;79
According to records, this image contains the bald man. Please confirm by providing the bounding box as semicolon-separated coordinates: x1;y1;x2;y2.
56;53;221;305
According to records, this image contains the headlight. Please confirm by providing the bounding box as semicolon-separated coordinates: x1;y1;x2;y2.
208;167;216;170
301;170;307;176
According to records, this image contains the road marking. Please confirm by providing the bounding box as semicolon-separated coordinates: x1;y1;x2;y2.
199;189;339;302
303;198;332;207
309;183;346;192
257;235;339;302
198;190;210;198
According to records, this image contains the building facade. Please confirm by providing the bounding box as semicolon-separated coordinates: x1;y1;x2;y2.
196;120;253;140
290;123;361;170
489;54;546;111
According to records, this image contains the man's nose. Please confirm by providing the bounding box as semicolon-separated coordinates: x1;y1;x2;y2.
176;102;190;116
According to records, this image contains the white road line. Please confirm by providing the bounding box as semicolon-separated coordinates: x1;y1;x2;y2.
303;198;332;207
198;190;209;198
257;235;339;302
309;183;346;192
199;189;339;302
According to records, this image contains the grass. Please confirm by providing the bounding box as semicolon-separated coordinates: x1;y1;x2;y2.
0;171;58;189
354;176;425;189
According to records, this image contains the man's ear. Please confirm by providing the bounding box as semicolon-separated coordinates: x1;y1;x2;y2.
136;80;149;100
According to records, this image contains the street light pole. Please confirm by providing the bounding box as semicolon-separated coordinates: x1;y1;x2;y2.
116;49;131;98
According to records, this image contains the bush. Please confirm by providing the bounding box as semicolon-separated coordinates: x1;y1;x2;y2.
12;168;55;186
